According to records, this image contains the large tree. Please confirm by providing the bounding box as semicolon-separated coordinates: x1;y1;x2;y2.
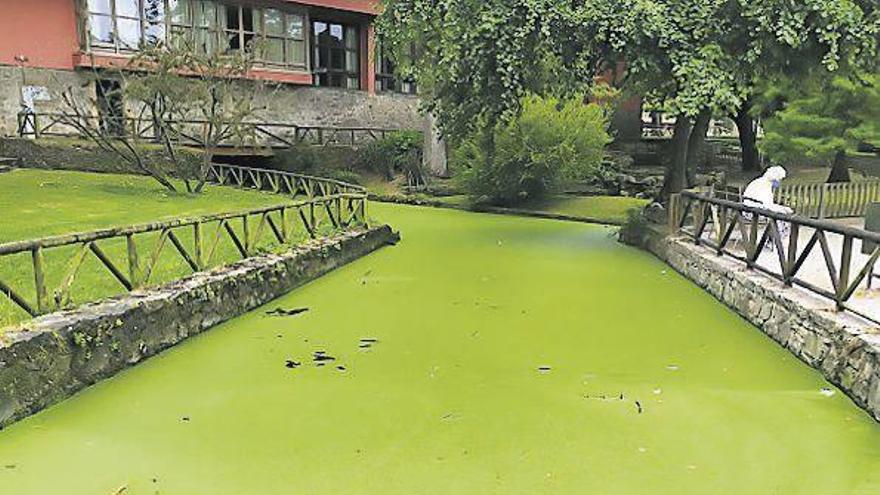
761;73;880;182
380;0;879;199
724;0;879;173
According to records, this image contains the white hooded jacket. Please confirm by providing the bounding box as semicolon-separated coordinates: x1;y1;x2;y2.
742;166;793;215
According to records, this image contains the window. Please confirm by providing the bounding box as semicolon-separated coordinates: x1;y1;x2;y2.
312;21;359;89
85;1;308;70
87;0;166;51
375;42;417;95
262;9;307;67
222;5;259;53
165;2;307;66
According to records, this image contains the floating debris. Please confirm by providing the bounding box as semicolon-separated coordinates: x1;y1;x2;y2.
584;393;626;402
285;360;301;369
336;365;347;372
635;401;643;414
181;416;191;422
538;366;552;374
820;388;835;397
313;351;336;363
358;338;378;349
666;364;680;371
265;307;310;317
653;388;663;395
441;412;462;422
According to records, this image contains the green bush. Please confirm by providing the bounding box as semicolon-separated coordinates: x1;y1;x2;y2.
454;94;611;206
355;130;425;185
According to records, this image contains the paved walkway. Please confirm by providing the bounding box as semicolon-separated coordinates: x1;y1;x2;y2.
701;216;880;324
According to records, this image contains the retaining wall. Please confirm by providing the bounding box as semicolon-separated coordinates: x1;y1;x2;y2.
632;226;880;421
0;225;398;428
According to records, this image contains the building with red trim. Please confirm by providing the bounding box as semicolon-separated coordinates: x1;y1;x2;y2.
0;0;422;137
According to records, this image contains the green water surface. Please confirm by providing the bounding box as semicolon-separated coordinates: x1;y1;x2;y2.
1;204;879;494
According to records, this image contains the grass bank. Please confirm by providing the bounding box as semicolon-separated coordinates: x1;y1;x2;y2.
0;169;289;329
371;191;648;226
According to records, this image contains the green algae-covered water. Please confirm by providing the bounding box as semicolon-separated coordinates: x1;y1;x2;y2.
1;204;880;494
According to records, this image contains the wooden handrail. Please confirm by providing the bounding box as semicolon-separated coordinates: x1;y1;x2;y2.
0;194;362;256
17;111;403;147
671;191;880;318
0;173;368;319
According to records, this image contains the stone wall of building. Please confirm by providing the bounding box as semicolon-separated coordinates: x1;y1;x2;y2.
627;226;880;421
0;66;88;137
0;65;425;139
0;225;399;428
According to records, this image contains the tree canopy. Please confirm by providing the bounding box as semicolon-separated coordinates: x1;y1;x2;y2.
761;73;880;182
379;0;879;195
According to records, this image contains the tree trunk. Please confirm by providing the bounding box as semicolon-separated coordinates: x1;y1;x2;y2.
685;109;711;186
659;115;692;201
735;100;761;173
827;149;851;183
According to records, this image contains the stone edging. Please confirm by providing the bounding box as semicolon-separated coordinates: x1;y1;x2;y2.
632;225;880;421
0;226;399;428
369;194;625;226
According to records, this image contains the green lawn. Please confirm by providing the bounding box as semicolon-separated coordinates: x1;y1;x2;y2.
0;169;282;243
0;169;290;330
518;195;649;224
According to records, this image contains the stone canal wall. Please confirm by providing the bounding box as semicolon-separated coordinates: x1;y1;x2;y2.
632;226;880;421
0;226;399;428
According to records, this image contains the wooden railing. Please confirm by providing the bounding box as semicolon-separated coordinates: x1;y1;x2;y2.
709;181;880;219
0;193;367;319
776;181;880;219
17;112;401;148
206;163;365;197
669;191;880;319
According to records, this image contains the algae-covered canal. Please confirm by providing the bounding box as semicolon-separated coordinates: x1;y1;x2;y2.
2;204;880;494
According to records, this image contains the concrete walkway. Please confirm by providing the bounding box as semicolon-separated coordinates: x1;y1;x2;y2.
700;216;880;323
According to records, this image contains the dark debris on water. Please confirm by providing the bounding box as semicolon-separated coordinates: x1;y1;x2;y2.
313;351;336;363
265;307;310;317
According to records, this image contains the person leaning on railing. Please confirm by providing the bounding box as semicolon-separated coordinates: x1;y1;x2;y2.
742;166;793;215
741;166;793;250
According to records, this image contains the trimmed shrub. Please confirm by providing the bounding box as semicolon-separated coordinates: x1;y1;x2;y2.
454;95;611;206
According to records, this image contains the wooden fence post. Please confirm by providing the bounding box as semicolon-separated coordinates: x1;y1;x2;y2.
32;247;47;314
